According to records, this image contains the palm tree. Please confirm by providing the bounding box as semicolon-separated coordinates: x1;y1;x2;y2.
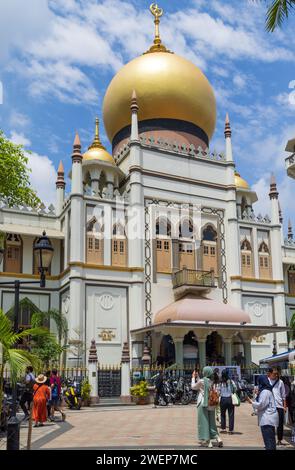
256;0;295;32
289;311;295;343
0;309;48;417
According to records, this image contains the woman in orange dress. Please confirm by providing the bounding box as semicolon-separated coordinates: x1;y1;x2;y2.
32;374;50;427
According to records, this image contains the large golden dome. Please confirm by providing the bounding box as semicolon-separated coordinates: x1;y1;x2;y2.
103;5;216;148
234;171;250;190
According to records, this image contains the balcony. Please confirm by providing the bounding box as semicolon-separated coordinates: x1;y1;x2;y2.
172;268;215;300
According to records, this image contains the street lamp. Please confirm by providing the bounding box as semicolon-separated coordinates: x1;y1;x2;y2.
0;230;54;450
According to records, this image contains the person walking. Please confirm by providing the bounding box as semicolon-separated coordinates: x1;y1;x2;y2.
213;368;220;423
20;366;35;420
246;375;278;450
50;369;66;421
153;370;168;407
219;369;236;434
191;366;223;448
267;367;287;446
32;374;50;427
45;370;53;421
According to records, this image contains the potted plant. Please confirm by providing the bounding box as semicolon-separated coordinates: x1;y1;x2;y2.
130;380;149;405
81;378;92;406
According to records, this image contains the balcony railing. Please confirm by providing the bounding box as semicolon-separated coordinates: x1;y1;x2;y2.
172;268;215;289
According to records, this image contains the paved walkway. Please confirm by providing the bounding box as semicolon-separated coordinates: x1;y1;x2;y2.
9;403;293;450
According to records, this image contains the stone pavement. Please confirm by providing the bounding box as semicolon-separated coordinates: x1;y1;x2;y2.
10;403;295;450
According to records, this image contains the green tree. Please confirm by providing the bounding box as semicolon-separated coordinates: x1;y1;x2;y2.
30;308;68;367
0;130;40;207
289;311;295;341
256;0;295;31
0;309;47;418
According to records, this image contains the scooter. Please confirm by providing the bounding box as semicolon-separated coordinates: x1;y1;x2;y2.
63;379;82;410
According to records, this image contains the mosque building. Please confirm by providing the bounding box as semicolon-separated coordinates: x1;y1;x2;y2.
0;5;293;397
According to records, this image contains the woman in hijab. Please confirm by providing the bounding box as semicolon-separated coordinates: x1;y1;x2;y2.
191;366;223;448
246;375;279;450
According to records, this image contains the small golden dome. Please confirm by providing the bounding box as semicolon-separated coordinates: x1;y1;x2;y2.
83;118;115;164
103;5;216;145
235;171;250;190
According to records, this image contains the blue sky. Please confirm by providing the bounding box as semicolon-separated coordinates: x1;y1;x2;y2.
0;0;295;234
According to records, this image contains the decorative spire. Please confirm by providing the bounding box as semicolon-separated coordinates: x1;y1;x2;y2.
288;219;293;240
88;117;107;151
130;89;139;112
224;112;231;138
269;173;279;200
72;131;82;163
121;342;130;364
88;339;98;363
144;3;172;54
56;160;65;189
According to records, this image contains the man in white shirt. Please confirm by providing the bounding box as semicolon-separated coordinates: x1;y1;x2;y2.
267;367;287;446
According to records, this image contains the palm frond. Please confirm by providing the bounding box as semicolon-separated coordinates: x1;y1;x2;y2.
265;0;294;32
0;309;16;348
5;349;41;383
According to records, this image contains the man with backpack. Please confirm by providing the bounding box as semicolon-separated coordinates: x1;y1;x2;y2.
20;366;35;420
267;367;287;446
50;369;66;422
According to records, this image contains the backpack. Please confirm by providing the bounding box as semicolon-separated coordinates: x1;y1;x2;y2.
208;384;219;407
51;378;59;398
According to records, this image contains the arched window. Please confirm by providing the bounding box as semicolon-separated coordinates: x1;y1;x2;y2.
155;217;171;272
112;223;127;267
202;225;217;275
86;217;104;265
4;233;22;273
241;238;253;277
258;242;272;279
178;219;195;270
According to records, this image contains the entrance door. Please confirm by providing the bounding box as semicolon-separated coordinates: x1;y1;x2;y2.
97;366;121;397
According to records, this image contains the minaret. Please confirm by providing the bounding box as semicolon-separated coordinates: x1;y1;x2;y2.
224;113;233;162
288;219;293;240
69;132;85;365
71;132;83;195
269;174;279;225
130;90;139;143
56;160;65;215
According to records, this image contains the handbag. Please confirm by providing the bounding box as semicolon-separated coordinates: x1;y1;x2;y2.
231;392;240;406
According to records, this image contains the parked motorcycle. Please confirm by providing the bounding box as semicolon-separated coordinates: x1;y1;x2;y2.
63;379;82;410
237;379;254;402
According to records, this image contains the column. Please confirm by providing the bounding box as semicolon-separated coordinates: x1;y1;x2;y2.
88;339;99;404
224;339;232;366
142;345;151;381
244;341;252;367
198;339;206;369
121;342;131;403
173;337;184;367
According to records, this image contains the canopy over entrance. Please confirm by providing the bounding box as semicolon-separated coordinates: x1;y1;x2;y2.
153;296;251;325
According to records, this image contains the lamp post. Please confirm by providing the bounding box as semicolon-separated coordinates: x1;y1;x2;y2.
0;231;54;450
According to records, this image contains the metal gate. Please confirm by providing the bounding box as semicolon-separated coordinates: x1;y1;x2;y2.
98;365;121;397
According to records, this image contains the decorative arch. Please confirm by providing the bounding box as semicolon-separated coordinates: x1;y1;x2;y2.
4;233;22;273
178;218;195;270
288;265;295;295
112;222;127;267
206;331;224;365
202;224;218;275
155;217;172;273
241;196;247;218
159;335;175;366
86;216;104;265
258;241;272;279
241;237;253;277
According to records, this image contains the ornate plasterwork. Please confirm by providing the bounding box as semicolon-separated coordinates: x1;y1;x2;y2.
253;335;266;343
98;329;116;341
62;294;70;315
100;293;114;311
248;301;267;318
144;198;227;326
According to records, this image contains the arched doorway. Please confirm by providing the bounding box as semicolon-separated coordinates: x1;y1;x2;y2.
206;332;224;365
159;335;175;366
183;331;198;368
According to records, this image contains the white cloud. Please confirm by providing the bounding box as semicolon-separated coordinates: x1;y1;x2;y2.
27;151;57;206
10;131;31;147
10;111;31;129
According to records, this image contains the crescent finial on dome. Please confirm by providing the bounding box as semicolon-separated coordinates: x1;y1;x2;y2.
145;3;172;54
